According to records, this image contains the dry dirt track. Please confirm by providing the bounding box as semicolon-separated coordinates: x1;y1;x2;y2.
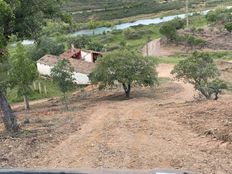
35;65;231;174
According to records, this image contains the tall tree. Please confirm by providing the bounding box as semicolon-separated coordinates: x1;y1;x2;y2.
0;0;63;132
9;43;38;110
90;50;158;98
51;59;74;110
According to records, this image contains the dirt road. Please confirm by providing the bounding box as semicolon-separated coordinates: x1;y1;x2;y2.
157;64;196;103
39;93;231;174
33;65;231;174
2;41;231;173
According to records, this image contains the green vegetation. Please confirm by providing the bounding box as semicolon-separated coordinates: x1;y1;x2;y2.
90;50;158;98
0;0;63;132
29;36;65;61
159;18;206;49
206;8;232;25
8;43;38;110
225;22;232;33
68;36;104;51
51;59;75;110
96;24;161;52
65;0;185;22
7;78;58;103
64;0;232;23
172;52;227;100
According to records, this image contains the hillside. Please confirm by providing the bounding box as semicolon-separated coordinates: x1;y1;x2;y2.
64;0;231;22
1;64;232;174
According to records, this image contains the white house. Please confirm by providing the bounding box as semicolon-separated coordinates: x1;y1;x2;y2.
36;47;102;85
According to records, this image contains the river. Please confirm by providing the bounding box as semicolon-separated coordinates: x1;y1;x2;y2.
22;10;211;45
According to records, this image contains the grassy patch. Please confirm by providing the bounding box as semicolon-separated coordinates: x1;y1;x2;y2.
7;78;83;104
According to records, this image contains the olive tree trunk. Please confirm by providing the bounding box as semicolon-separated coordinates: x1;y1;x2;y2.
0;90;18;132
122;83;131;98
23;95;30;110
63;92;69;111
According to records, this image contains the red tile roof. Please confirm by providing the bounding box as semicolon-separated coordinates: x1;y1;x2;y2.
37;54;58;66
37;54;95;74
60;48;81;59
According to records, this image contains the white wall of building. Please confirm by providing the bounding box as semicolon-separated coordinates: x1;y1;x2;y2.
37;63;53;76
37;63;90;85
73;72;90;85
81;51;92;62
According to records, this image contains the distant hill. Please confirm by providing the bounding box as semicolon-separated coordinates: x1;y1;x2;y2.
63;0;231;23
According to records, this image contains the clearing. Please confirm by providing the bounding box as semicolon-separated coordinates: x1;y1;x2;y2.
1;63;232;174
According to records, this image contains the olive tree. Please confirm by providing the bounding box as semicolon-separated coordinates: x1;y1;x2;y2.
0;0;63;132
51;59;75;110
171;52;227;100
89;50;158;98
9;43;38;110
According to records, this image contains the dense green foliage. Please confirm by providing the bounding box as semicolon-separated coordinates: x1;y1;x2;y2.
159;18;185;41
206;8;232;25
225;22;232;32
29;36;65;61
171;52;227;100
160;22;178;42
0;0;63;132
8;43;38;109
68;36;104;51
90;50;158;98
51;59;74;110
160;18;206;49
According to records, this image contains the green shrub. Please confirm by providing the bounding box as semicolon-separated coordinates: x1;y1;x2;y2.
225;22;232;32
159;23;177;41
171;18;185;30
185;35;206;48
123;29;142;40
172;52;227;100
206;8;232;24
68;36;92;48
29;36;65;61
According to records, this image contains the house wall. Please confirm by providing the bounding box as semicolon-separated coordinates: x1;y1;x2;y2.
37;63;52;76
37;63;90;85
81;51;92;62
73;72;90;85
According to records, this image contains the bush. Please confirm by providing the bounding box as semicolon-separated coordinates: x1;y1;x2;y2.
171;52;227;100
184;35;206;49
29;36;65;61
123;29;142;40
171;18;185;30
68;36;92;49
159;22;177;41
206;8;232;25
86;41;104;52
225;22;232;32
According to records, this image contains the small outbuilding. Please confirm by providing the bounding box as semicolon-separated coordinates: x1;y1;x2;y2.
36;47;102;85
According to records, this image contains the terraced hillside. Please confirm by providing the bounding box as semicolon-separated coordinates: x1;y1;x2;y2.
64;0;231;22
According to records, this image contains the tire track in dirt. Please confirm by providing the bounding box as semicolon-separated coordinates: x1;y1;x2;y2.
38;96;229;173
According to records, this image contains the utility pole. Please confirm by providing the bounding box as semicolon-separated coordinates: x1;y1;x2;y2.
186;0;189;27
